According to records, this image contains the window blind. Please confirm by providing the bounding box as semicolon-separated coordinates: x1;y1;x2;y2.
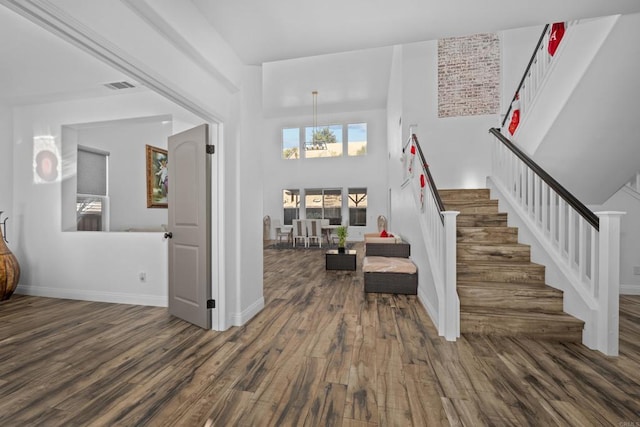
77;145;108;196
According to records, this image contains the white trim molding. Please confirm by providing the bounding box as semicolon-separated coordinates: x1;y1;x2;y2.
230;297;265;327
16;285;168;307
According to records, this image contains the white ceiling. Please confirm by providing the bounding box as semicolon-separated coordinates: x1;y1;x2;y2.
3;1;640;116
190;0;640;116
0;5;140;107
191;0;640;65
262;46;394;117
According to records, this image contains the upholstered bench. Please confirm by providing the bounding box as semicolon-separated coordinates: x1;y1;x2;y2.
363;241;417;295
363;256;418;294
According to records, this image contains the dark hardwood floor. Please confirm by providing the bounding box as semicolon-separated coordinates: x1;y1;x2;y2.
0;242;639;426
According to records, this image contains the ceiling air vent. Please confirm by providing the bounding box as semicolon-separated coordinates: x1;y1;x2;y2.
104;81;135;90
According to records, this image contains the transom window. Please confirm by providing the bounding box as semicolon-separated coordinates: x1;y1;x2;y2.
305;125;342;158
348;123;367;156
281;122;367;159
282;128;300;159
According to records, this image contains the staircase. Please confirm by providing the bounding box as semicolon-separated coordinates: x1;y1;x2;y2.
440;188;584;342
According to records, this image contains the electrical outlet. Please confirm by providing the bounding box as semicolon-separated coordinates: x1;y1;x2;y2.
139;272;146;282
634;266;640;276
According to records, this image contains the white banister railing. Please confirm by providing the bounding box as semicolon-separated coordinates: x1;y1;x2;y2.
490;129;624;355
407;134;459;341
502;21;578;134
442;211;460;341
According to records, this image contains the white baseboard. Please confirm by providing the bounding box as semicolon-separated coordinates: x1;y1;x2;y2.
229;297;265;326
418;287;439;332
621;284;640;295
16;284;168;307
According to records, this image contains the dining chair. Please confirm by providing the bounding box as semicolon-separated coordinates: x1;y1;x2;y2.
320;219;330;244
292;219;308;248
306;219;322;248
272;219;291;244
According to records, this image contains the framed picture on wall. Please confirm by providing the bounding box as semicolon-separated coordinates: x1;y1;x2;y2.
146;145;168;208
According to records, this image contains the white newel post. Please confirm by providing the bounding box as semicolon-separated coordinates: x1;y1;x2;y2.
443;211;460;341
595;211;625;356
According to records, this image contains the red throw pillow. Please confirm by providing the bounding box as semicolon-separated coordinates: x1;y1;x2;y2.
388;233;394;238
380;230;388;237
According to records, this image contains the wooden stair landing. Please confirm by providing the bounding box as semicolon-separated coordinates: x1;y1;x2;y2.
443;188;584;342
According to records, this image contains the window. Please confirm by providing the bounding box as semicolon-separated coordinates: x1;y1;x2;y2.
348;123;367;156
348;188;367;226
305;188;342;224
283;189;300;225
76;145;109;231
281;122;367;160
304;125;342;158
282;128;300;159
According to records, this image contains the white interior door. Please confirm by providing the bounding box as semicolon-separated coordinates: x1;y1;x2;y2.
167;124;211;328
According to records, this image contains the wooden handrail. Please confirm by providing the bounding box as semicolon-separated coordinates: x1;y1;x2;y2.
489;128;599;230
411;134;446;223
502;24;550;127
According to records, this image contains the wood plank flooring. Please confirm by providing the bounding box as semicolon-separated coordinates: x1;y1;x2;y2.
0;242;639;426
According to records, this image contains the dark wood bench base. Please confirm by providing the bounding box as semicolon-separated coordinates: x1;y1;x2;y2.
364;272;418;295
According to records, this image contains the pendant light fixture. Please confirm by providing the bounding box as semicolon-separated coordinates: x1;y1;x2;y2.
312;90;318;149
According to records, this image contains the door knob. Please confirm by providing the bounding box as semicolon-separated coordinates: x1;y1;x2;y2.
164;232;173;239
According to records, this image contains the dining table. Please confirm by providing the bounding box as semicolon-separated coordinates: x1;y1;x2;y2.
321;224;340;245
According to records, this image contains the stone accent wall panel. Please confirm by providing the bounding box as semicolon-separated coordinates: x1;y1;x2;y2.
438;34;500;117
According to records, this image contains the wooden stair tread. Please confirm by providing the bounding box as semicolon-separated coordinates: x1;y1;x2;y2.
457;242;530;249
457;213;508;227
460;309;584;341
458;281;565;312
457;280;562;294
457;243;530;262
439;188;490;201
457;260;544;267
449;186;584;344
444;199;499;214
457;226;519;244
462;306;581;319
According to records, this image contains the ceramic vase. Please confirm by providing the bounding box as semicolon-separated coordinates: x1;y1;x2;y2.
0;214;20;301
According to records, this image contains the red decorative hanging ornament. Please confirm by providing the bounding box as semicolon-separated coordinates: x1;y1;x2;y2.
508;93;521;136
548;22;565;56
419;173;426;212
408;144;416;174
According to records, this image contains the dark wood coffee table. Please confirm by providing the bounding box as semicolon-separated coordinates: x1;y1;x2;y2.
325;249;356;271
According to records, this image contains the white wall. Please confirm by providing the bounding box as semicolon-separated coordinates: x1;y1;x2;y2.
11;91;200;306
62;116;173;232
386;45;439;320
520;15;640;204
0;104;12;225
400;40;496;191
262;109;388;242
397;25;550;192
236;66;265;324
